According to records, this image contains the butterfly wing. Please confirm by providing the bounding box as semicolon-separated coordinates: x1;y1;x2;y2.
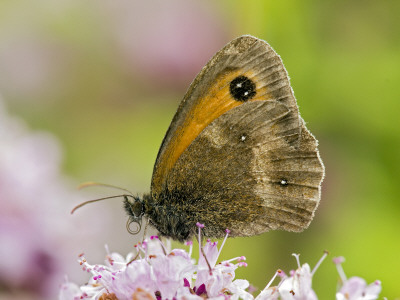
150;35;324;238
152;35;300;194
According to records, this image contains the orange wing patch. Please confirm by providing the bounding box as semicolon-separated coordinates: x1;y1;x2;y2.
153;69;272;190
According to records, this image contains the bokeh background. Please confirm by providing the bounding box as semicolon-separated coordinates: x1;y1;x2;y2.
0;0;399;299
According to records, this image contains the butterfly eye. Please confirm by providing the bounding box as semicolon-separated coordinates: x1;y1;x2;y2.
123;196;144;218
131;201;144;218
229;75;256;101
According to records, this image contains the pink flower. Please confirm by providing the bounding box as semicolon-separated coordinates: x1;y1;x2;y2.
276;253;324;300
59;282;82;300
255;252;328;300
59;230;252;300
59;227;384;300
278;263;317;300
256;286;279;300
150;250;195;299
334;257;382;300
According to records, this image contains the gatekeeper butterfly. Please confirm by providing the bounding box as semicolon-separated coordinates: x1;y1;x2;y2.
81;35;325;242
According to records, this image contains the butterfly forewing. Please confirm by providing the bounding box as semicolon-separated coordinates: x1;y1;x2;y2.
151;36;301;196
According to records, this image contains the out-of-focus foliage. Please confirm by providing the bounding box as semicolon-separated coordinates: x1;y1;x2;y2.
0;0;398;299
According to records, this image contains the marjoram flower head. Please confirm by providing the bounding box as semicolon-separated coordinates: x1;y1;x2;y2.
60;225;252;300
59;224;384;300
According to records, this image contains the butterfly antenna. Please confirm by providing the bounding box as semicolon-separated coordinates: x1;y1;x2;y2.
71;194;134;214
78;181;134;196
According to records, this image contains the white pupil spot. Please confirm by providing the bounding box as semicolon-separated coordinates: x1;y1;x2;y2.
244;91;249;96
280;179;288;185
241;135;246;141
236;83;242;88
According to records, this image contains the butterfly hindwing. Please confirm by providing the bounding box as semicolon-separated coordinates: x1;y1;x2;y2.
161;101;324;238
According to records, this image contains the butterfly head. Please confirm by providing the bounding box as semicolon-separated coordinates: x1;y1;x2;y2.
124;195;145;234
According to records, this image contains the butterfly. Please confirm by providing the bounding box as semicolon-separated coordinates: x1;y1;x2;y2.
123;35;324;242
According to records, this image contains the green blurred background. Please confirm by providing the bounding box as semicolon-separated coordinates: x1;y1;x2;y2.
0;0;399;298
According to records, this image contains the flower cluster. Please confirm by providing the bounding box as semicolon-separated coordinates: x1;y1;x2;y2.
60;229;252;300
59;226;383;300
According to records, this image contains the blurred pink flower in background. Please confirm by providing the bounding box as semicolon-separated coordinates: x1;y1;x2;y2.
0;0;229;110
0;0;73;103
0;35;64;100
0;96;64;298
0;96;112;299
104;0;229;90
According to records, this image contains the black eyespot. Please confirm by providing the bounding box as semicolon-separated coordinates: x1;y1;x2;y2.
280;179;288;186
229;76;256;101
